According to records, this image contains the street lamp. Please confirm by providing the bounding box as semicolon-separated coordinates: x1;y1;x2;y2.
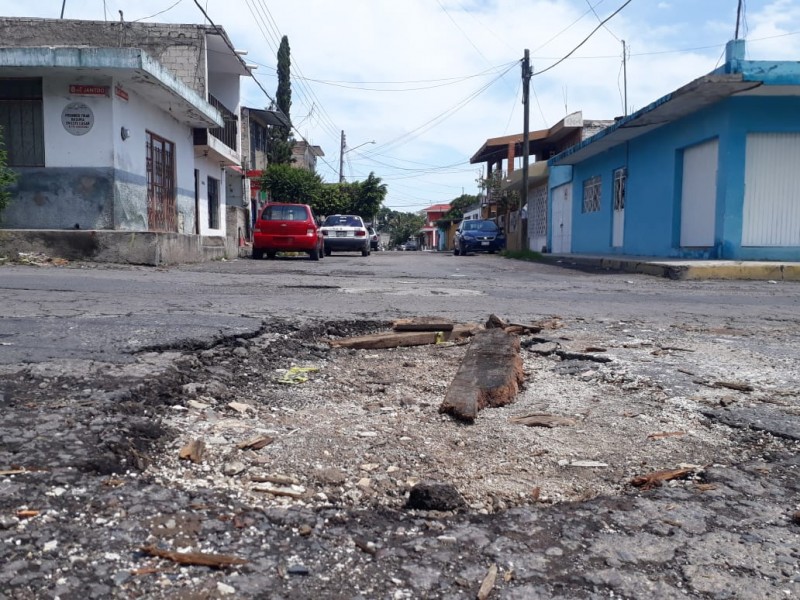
339;131;375;182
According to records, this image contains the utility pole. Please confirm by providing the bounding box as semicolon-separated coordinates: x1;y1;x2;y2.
60;0;66;18
520;49;532;253
339;130;346;183
735;0;743;39
622;40;628;116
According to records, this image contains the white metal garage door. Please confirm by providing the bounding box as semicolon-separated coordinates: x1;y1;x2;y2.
742;132;800;246
680;138;718;247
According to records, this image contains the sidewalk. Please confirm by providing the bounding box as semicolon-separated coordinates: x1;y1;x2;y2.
540;254;800;281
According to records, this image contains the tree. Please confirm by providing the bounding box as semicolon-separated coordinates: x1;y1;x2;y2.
267;36;294;165
443;193;478;221
348;172;387;221
0;127;16;222
260;164;322;206
389;212;425;248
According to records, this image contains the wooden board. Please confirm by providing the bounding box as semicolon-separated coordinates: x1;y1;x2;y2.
329;324;477;349
439;328;524;422
392;317;455;332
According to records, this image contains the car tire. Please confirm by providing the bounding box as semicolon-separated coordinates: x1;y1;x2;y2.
310;246;320;261
361;246;369;257
324;247;332;256
252;248;265;260
453;246;460;256
266;251;277;259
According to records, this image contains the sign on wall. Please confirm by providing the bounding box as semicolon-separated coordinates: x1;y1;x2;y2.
69;84;108;96
61;102;94;136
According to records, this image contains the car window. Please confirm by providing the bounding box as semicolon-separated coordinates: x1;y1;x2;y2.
261;205;309;221
477;221;497;231
323;215;362;227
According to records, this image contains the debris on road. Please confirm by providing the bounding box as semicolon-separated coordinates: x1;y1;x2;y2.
647;431;686;441
392;316;455;331
440;328;524;422
477;563;498;600
328;325;478;349
236;435;273;450
276;366;319;384
630;467;695;490
178;439;206;464
405;481;466;511
510;414;577;428
139;545;247;568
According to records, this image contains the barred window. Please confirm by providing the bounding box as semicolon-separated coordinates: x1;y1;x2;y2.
613;168;627;211
582;175;601;213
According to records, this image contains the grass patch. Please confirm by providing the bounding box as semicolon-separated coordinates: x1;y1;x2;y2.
501;249;544;262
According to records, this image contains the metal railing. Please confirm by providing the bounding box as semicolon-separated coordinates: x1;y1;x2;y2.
207;94;238;151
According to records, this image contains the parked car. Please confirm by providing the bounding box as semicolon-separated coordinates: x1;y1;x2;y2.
453;219;505;255
368;226;380;251
399;239;418;251
320;214;370;256
252;203;324;261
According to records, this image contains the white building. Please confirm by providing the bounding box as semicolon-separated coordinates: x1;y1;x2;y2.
0;17;251;261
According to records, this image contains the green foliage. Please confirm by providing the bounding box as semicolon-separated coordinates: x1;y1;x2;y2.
348;172;387;220
0;127;17;221
477;171;519;212
388;212;425;248
443;193;477;221
260;164;322;205
260;166;388;221
268;36;294;165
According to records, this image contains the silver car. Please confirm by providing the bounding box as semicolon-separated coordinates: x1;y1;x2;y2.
320;215;371;256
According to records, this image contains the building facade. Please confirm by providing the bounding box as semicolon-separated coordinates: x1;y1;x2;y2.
548;40;800;261
0;17;249;241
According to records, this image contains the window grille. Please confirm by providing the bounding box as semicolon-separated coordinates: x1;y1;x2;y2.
146;131;177;232
613;168;627;211
582;176;601;213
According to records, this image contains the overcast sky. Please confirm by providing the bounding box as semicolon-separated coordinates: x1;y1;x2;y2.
4;0;800;212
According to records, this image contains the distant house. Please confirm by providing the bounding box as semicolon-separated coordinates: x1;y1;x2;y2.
548;39;800;261
420;203;450;250
470;112;613;252
291;141;324;172
0;17;251;261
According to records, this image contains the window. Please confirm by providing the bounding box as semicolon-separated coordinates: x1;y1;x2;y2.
613;167;627;211
0;78;44;166
582;175;601;213
207;176;220;229
261;205;309;221
146;131;177;231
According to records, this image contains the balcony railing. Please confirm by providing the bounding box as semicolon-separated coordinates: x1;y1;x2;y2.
194;94;238;151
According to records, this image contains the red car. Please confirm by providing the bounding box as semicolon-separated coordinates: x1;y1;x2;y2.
252;203;324;261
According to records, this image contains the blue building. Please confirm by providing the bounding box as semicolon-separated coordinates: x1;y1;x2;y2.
547;40;800;261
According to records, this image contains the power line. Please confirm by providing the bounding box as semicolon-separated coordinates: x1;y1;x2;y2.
534;0;634;77
133;0;184;22
585;0;620;42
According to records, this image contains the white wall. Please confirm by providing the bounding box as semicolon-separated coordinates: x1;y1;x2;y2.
194;154;227;235
43;75;114;167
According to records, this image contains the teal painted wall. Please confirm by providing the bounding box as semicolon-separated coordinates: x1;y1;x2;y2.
553;95;800;260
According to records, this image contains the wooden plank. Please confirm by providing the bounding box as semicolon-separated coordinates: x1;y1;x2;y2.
392;317;455;332
329;324;477;349
439;328;524;422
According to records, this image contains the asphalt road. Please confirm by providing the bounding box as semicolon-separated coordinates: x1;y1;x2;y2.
1;251;799;366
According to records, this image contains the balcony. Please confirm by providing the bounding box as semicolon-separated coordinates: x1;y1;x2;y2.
193;94;240;166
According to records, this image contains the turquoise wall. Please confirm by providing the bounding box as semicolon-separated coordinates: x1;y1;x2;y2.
551;96;800;260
